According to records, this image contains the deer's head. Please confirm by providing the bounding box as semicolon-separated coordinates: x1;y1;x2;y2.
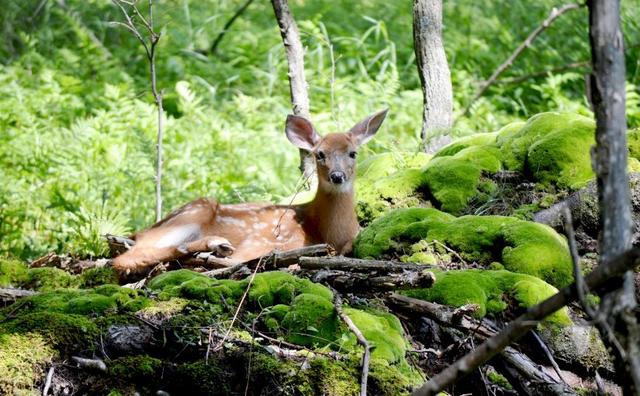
285;109;388;193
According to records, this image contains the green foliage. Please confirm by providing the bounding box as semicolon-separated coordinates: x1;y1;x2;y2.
0;0;638;260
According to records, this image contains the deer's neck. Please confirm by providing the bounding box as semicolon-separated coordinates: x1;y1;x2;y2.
303;186;359;254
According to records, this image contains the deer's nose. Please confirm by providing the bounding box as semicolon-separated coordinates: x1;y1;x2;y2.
329;171;346;184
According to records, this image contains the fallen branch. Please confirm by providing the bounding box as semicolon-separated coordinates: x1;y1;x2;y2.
333;289;370;396
299;256;432;273
42;365;55;396
312;269;435;292
0;288;38;302
70;356;107;373
410;247;640;395
245;244;335;270
460;2;584;117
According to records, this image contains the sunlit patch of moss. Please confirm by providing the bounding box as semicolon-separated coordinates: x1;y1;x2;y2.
402;269;571;325
355;208;573;287
0;332;56;395
0;311;100;352
434;131;500;158
345;308;406;364
421;144;502;215
23;267;79;291
487;369;512;389
0;258;28;287
355;152;432;223
136;298;189;323
79;266;119;288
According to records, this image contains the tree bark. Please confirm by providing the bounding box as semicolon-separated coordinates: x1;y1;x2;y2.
413;0;453;153
270;0;314;178
588;0;640;392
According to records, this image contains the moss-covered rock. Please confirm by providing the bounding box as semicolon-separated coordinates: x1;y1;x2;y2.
402;269;571;325
355;152;431;223
354;208;573;287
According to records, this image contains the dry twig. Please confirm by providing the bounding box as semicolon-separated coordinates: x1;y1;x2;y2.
332;290;370;396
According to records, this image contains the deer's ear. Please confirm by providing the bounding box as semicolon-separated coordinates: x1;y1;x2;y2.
349;109;389;146
286;115;321;151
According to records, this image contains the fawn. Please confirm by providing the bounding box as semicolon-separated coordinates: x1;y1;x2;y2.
112;109;388;280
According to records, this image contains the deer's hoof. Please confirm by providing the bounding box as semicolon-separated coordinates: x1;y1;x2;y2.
206;237;235;257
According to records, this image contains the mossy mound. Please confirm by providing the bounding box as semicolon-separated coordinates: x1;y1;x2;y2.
355;152;431;223
0;259;119;291
402;269;571;325
8;285;150;316
432;131;500;158
515;113;596;189
149;270;413;366
354;208;573;288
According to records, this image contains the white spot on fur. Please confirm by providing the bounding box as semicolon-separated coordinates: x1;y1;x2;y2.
252;223;268;230
154;224;200;248
218;216;246;227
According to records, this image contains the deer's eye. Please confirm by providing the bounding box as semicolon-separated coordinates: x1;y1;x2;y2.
316;151;326;160
349;151;357;159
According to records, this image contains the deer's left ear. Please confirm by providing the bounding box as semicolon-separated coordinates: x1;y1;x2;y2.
349;109;389;146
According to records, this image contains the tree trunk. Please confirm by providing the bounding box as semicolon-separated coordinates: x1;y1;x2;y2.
588;0;640;392
270;0;314;179
413;0;453;153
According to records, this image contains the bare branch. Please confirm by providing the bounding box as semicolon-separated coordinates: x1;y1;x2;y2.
209;0;255;54
460;2;584;117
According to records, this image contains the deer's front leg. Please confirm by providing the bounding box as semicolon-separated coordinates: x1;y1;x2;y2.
179;236;235;257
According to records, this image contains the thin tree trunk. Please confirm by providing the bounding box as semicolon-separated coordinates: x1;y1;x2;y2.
270;0;314;179
588;0;640;392
413;0;453;153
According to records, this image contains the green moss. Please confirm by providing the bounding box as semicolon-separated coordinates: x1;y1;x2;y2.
0;332;56;395
487;369;512;389
345;308;406;364
356;152;432;222
627;128;640;160
0;258;29;287
434;131;499;158
109;355;163;381
358;152;432;181
0;311;100;352
353;208;454;259
526;115;595;189
355;208;573;288
495;112;595;190
79;267;119;288
22;267;78;291
368;359;418;395
279;293;340;347
402;269;571;325
421;144;502;215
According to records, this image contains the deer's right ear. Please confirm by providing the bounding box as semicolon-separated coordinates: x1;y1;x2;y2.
286;115;320;151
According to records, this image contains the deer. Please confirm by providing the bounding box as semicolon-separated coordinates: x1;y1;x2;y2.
112;109;389;281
